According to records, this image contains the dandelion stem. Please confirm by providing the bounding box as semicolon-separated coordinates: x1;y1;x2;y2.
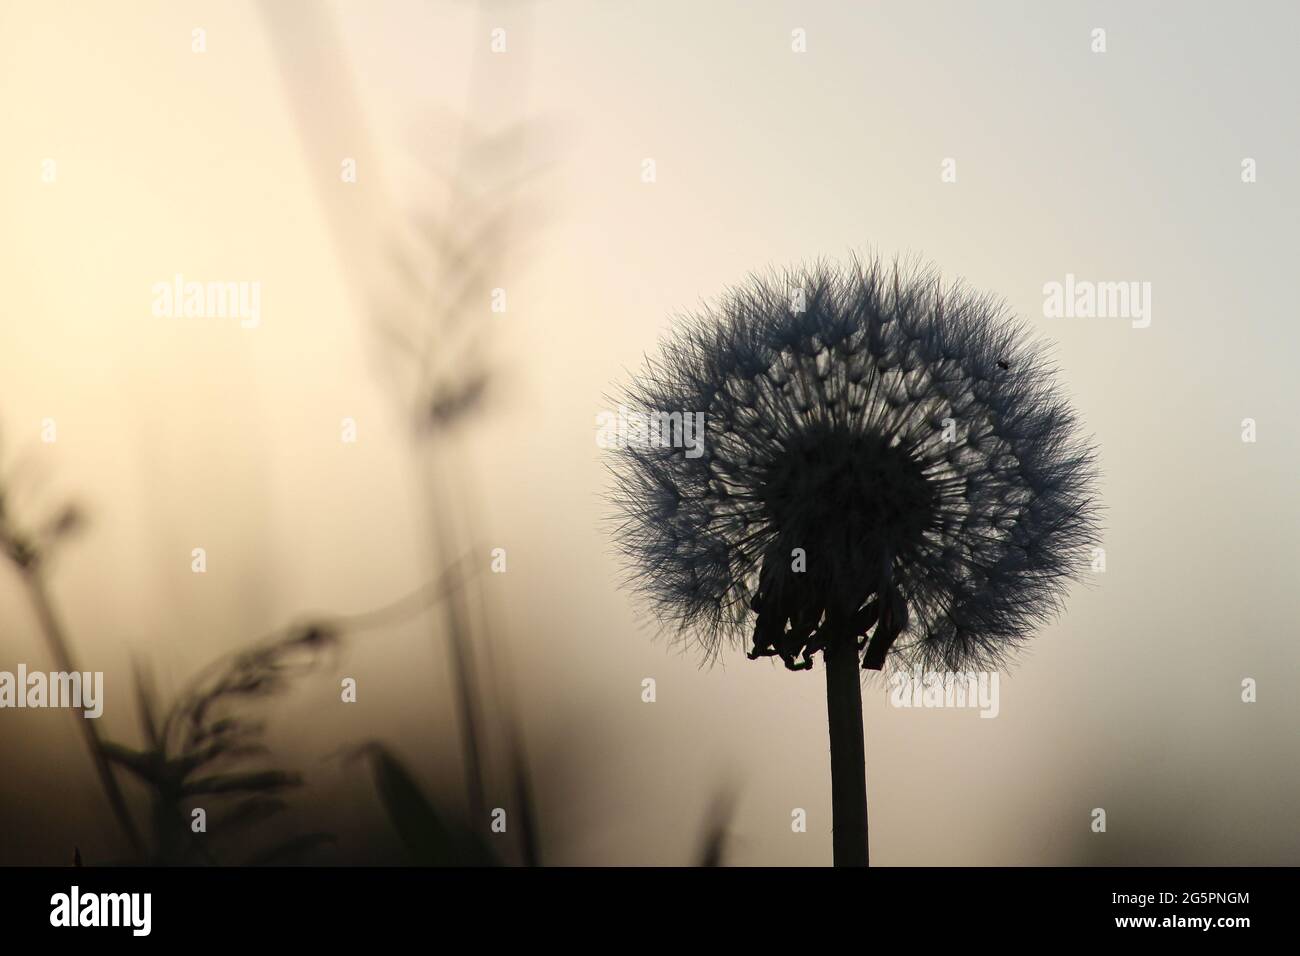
825;630;868;866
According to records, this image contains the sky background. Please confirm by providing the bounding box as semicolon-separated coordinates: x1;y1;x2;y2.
1;0;1298;865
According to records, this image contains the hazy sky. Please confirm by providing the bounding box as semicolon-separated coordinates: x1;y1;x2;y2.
1;1;1297;865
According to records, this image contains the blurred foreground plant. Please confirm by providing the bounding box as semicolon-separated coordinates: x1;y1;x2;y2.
2;480;147;860
1;431;469;864
0;467;334;864
100;625;338;865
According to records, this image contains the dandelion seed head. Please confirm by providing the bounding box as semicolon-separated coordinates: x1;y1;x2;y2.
610;255;1101;672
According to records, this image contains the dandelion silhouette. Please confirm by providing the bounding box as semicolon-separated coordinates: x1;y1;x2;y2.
611;256;1100;866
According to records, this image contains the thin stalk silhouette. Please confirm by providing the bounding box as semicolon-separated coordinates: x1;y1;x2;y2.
260;0;547;859
421;456;488;823
15;559;144;856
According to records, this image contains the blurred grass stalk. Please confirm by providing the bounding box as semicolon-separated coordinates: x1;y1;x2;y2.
0;492;144;856
21;562;145;856
258;0;542;863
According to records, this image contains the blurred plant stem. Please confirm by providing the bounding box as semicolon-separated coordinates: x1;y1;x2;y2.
259;0;544;862
430;455;542;865
422;455;486;823
19;563;144;857
403;0;542;857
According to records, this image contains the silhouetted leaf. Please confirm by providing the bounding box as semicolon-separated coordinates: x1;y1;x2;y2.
212;797;289;834
696;787;737;867
176;741;270;778
131;661;161;752
100;742;161;784
183;770;301;796
366;745;460;864
363;744;498;866
506;731;541;867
